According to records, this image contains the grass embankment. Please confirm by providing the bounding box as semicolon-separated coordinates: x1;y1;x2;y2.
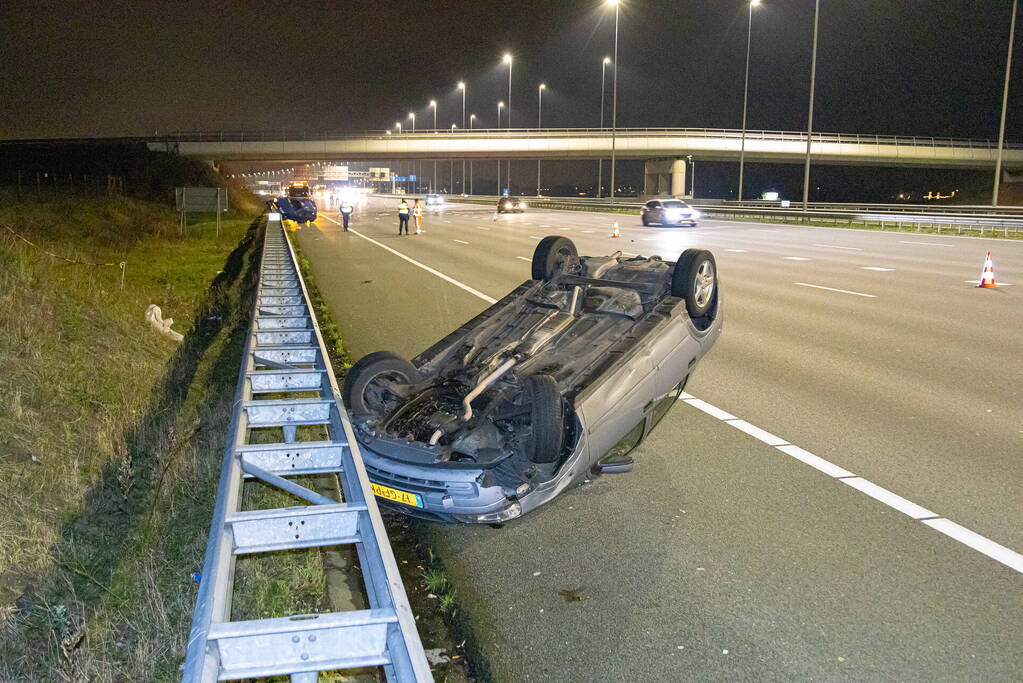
0;193;261;680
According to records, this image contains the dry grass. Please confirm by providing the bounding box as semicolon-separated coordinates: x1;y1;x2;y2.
0;193;262;681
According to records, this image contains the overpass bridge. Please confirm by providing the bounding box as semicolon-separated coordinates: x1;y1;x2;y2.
152;127;1022;168
151;127;1021;197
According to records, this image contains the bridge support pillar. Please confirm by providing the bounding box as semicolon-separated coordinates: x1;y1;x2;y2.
643;158;686;197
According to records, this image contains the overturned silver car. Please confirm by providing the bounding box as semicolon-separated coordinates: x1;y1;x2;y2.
344;236;722;523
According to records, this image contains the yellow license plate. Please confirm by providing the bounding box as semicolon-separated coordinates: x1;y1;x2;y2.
371;483;423;508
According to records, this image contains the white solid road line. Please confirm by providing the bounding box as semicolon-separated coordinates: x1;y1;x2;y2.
862;267;895;271
784;256;812;261
963;279;1014;285
794;282;877;298
516;256;533;262
319;214;497;304
454;239;469;244
319;210;1023;575
813;243;863;251
899;241;952;247
681;395;1023;574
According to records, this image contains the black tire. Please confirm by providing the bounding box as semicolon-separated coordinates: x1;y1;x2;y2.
342;351;423;414
531;236;577;281
524;375;564;463
641;215;650;226
671;249;717;318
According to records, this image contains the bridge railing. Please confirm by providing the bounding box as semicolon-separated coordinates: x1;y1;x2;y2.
163;128;1021;150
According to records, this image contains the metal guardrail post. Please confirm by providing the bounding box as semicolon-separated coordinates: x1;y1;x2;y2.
182;215;431;682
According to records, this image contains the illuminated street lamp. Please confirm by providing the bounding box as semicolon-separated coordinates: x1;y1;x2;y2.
497;101;505;194
598;56;611;197
738;0;761;202
537;83;546;196
504;53;513;191
470;114;477;195
993;0;1017;205
606;0;620;202
458;82;466;194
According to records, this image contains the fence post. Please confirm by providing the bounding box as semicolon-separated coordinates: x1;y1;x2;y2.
17;170;22;200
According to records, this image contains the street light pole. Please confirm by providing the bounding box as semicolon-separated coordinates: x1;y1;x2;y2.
504;54;513;192
802;0;820;210
537;83;546;196
408;112;416;193
608;0;620;203
470;114;476;195
430;100;437;192
450;125;456;192
598;56;610;198
739;0;760;201
458;82;466;195
497;101;504;194
993;0;1017;206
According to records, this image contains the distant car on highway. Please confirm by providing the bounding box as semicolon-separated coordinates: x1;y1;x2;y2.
641;199;701;227
497;197;528;213
425;193;445;213
344;236;722;523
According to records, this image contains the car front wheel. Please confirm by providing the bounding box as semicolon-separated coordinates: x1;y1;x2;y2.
342;351;423;415
531;236;577;281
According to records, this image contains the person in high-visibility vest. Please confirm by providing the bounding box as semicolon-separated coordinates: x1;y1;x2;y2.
398;199;410;235
412;199;424;234
339;199;354;231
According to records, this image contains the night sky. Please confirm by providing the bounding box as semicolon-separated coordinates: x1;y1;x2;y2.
2;0;1019;200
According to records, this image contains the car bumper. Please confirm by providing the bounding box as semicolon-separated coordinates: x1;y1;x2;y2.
359;446;522;523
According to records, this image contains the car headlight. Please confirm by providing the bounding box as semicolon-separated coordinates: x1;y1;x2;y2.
692;210;701;220
475;501;522;523
518;202;527;209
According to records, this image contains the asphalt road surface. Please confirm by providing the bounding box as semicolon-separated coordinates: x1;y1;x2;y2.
296;197;1022;681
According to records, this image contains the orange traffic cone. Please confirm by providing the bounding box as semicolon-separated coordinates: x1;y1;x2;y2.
977;251;997;288
610;221;621;238
492;212;499;222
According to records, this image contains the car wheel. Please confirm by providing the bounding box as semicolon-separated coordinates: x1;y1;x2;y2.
531;236;577;281
342;351;423;415
641;215;649;226
524;375;564;464
671;249;717;318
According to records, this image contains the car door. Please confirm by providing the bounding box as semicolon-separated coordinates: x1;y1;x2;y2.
651;201;664;223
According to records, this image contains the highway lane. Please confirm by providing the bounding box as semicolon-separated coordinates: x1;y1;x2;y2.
297;198;1022;680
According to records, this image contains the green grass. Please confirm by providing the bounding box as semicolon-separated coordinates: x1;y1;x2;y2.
0;192;263;680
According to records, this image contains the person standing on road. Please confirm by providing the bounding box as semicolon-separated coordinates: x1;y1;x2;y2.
398;198;410;235
339;198;353;231
412;199;424;234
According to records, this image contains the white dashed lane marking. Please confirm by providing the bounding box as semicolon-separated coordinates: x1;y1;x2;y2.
813;243;863;251
862;267;895;271
453;239;469;244
317;213;1023;575
900;241;952;247
681;395;1023;574
477;226;491;231
725;249;747;253
516;256;532;262
784;256;812;261
529;235;542;239
794;282;877;298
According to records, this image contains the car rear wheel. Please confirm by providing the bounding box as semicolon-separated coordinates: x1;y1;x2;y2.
531;236;577;281
672;249;717;318
342;351;423;415
524;375;564;463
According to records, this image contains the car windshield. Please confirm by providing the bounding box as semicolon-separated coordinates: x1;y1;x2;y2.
662;200;689;209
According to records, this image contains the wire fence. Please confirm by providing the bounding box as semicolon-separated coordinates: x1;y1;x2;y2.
0;170;125;199
2;223;127;288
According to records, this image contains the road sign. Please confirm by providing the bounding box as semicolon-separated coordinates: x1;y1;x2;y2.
391;176;407;182
176;187;228;212
409;174;417;182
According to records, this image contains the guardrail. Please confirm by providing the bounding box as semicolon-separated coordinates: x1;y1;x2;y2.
183;214;431;682
381;194;1023;236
